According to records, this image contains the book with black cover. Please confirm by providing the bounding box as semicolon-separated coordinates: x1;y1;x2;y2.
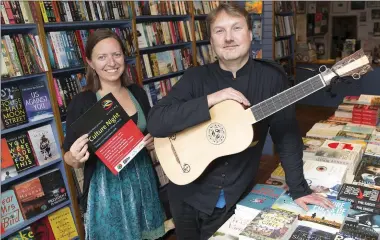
70;93;145;175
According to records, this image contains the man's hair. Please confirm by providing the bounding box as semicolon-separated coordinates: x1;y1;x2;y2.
206;3;252;37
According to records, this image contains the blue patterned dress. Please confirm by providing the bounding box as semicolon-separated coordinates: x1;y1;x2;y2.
85;90;165;240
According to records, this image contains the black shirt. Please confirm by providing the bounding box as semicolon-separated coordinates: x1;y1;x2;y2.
147;58;312;215
62;84;152;212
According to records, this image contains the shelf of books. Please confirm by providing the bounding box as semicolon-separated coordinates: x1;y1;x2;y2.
273;1;296;86
210;95;380;239
1;1;80;239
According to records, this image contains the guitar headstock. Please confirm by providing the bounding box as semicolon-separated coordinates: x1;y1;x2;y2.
320;49;373;85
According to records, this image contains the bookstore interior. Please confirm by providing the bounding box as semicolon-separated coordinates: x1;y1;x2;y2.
1;0;380;240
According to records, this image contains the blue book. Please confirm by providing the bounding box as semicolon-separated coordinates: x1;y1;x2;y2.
237;184;285;211
272;191;351;229
19;81;53;122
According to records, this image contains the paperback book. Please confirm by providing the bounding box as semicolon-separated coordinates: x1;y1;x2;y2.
70;93;145;175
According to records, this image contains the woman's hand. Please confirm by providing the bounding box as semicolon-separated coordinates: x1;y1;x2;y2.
143;133;155;151
69;134;90;164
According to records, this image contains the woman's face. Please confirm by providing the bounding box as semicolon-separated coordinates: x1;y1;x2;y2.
87;37;125;84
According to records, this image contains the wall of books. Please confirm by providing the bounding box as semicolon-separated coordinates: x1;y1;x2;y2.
1;0;274;237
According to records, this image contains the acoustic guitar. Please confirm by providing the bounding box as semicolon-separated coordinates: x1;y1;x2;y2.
154;49;373;185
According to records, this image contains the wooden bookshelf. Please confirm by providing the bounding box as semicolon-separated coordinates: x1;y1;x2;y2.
1;1;274;238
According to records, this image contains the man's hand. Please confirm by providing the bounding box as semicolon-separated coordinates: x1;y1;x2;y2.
207;87;250;108
294;193;335;211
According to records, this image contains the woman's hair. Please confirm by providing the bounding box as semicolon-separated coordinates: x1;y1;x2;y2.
206;3;252;37
84;28;132;92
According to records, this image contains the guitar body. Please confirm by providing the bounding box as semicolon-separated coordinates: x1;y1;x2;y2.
154;100;256;185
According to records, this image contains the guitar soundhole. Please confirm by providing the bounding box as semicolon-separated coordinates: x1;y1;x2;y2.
206;123;226;145
182;164;191;173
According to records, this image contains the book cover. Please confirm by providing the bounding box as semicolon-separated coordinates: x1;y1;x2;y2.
210;213;255;240
19;81;53;122
48;207;78;240
13;177;47;219
1;190;24;232
27;124;60;165
337;184;380;212
6;132;37;173
39;169;68;208
340;209;380;239
1;138;18;181
272;192;351;229
352;155;380;190
1;84;28;128
5;226;35;240
289;225;335;240
237;184;285;211
70;93;145;175
239;208;298;240
30;216;55;240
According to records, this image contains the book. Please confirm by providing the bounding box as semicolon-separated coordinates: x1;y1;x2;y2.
70;92;145;175
352;155;380;190
1;138;18;180
6;132;37;173
210;213;256;240
236;184;285;213
272;192;351;229
13;177;47;219
1;84;28;128
39;169;68;209
1;190;24;232
5;226;35;240
337;183;380;213
238;208;298;240
19;81;53;122
48;207;78;240
289;225;335;240
27;124;60;165
340;209;380;239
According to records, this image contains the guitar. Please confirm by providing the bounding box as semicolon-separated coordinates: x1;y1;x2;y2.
154;49;373;185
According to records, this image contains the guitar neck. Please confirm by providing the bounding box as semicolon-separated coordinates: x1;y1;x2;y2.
249;74;327;122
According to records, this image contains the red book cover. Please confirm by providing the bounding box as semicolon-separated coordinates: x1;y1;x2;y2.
71;93;145;175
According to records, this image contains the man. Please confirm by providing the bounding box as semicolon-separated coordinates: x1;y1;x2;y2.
147;3;333;240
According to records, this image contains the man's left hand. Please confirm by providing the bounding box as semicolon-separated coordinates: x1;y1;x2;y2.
143;133;155;151
294;193;335;211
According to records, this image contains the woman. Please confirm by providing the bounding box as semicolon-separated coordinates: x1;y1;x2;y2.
63;29;165;240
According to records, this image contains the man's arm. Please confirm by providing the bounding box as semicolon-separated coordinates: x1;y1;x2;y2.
147;69;211;138
268;71;312;200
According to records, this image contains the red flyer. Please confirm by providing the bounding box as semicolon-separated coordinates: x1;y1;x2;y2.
71;93;144;175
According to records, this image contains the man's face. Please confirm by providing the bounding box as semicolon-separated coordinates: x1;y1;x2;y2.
210;10;252;62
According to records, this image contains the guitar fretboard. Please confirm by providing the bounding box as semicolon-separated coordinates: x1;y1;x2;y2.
251;75;326;121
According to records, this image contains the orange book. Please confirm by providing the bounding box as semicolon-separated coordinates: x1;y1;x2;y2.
13;177;46;219
1;138;13;169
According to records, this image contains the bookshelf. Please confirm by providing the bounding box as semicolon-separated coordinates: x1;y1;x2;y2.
0;3;80;238
2;1;275;237
272;1;296;86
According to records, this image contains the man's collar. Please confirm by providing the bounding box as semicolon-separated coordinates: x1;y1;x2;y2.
214;58;253;79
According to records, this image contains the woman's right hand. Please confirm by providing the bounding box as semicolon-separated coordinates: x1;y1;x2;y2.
69;134;90;164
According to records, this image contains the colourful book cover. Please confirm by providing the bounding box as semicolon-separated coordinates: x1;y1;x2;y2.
6;132;37;173
27;124;60;165
30;216;55;240
6;226;35;240
237;184;285;211
239;208;298;240
13;177;47;219
272;192;351;229
1;190;24;232
48;207;78;240
340;209;380;239
1;84;28;128
19;81;53;122
1;137;18;181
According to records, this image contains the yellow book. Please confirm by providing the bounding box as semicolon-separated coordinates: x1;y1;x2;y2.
48;207;78;240
271;164;285;180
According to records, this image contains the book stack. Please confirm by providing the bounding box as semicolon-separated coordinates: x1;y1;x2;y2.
210;94;380;239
